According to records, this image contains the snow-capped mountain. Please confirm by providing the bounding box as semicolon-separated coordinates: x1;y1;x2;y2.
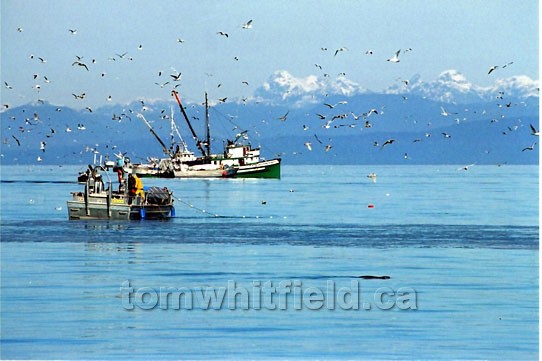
253;70;367;107
254;69;539;106
389;70;540;103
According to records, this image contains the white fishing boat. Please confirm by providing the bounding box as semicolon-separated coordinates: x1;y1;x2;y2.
171;91;281;178
210;138;281;179
131;113;237;178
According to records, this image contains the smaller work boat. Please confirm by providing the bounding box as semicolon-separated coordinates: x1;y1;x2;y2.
67;164;175;220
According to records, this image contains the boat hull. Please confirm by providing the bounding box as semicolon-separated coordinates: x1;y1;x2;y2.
67;186;174;221
234;159;281;179
171;166;237;178
67;200;173;220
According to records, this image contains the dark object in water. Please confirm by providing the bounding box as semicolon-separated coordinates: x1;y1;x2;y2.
357;275;390;280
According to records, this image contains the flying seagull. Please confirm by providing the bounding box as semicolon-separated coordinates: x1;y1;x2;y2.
217;31;229;38
458;163;475;171
387;49;400;63
242;20;253;29
12;135;20;146
522;142;537;152
334;47;348;56
304;142;312;151
72;61;89;71
381;139;395;149
529;123;539;136
277;111;289;122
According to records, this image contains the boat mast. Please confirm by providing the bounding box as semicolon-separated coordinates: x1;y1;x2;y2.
171;90;208;158
170;106;175;154
136;113;173;158
205;92;211;159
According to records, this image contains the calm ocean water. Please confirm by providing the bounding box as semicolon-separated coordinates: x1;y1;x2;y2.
0;164;539;359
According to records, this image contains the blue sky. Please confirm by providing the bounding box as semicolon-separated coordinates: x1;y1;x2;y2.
1;0;539;109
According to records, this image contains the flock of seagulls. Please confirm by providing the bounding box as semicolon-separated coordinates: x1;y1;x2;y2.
1;18;538;166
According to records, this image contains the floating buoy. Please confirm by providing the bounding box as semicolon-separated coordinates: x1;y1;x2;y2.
368;204;375;208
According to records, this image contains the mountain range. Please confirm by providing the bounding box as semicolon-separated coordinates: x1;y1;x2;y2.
1;69;539;166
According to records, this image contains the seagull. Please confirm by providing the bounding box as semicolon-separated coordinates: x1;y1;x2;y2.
116;52;128;59
17;27;23;32
138;44;143;50
12;135;20;146
324;144;333;152
170;73;182;81
367;173;377;183
72;92;86;99
65;126;72;132
304;142;312;151
218;97;227;103
529;124;539;136
488;65;498;74
37;156;43;162
277;111;289;122
68;29;77;34
442;132;452;138
365;50;374;55
177;38;185;43
366;108;378;117
334;47;348;56
522;142;537;152
4;81;12;89
242;20;253;29
155;81;170;88
381;139;395;149
315;113;326;120
458;163;475;171
72;61;89;71
217;31;229;38
387;49;401;63
440;106;451;116
40;141;46;152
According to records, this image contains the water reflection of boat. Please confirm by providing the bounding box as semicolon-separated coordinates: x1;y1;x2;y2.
67;164;175;220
